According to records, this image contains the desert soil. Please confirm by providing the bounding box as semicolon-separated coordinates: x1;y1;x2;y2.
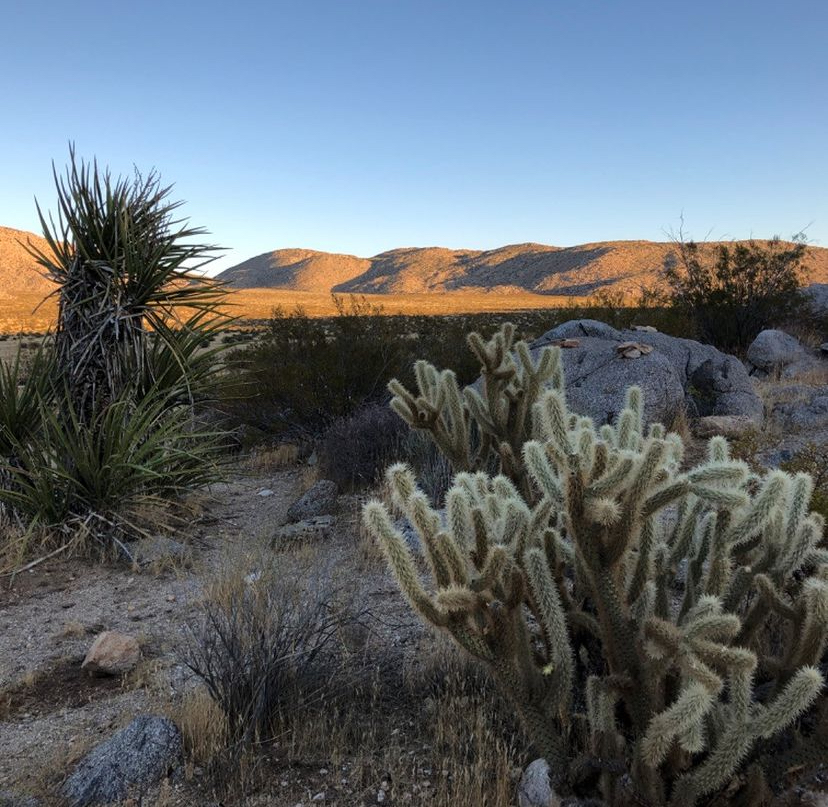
0;465;428;806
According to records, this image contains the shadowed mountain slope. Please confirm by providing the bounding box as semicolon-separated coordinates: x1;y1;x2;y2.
218;240;828;297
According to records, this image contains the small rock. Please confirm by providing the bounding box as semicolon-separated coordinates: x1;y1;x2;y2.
518;759;561;807
82;631;141;676
631;324;658;332
286;480;338;522
273;515;335;546
62;715;182;806
257;488;274;497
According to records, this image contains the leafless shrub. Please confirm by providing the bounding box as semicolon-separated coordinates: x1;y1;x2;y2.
320;401;408;490
182;551;364;758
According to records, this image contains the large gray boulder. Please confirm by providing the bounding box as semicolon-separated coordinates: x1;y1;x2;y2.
62;715;182;806
746;329;822;379
285;479;338;523
531;320;762;426
805;283;828;315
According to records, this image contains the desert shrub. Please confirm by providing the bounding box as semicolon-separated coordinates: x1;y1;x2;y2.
221;297;406;438
583;287;694;336
320;401;455;497
183;553;358;756
320;400;408;491
663;234;811;352
219;298;485;440
364;323;828;806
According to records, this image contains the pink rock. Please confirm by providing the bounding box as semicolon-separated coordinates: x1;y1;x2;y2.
82;631;141;675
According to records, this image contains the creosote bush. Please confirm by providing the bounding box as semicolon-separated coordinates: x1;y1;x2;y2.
364;323;827;806
663;233;811;352
219;295;696;445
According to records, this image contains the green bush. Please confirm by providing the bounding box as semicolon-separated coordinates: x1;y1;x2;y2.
220;297;697;444
364;324;827;806
663;234;811;352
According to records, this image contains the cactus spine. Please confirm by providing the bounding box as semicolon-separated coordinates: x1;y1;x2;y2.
364;324;827;806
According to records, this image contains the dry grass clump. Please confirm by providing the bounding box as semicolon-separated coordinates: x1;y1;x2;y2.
245;444;302;473
176;530;527;805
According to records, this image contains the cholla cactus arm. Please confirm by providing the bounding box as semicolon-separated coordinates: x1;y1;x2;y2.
672;667;824;807
641;682;717;768
524;547;574;712
362;501;447;628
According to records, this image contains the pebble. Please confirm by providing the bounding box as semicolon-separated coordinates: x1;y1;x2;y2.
257;488;274;497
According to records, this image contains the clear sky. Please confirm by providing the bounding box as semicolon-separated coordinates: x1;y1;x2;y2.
2;0;826;273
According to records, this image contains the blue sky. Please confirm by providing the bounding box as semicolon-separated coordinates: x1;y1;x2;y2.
2;0;826;273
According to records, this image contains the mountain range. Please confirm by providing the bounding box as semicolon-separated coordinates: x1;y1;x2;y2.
3;226;828;301
0;226;56;296
216;240;828;297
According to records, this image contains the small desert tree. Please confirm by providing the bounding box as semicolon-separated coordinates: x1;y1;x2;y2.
662;233;809;352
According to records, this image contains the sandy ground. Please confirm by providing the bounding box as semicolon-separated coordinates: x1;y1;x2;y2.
0;469;308;797
0;465;430;806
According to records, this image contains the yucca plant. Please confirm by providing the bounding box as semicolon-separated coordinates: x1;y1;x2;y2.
0;382;225;552
0;343;55;463
27;145;229;420
0;149;231;560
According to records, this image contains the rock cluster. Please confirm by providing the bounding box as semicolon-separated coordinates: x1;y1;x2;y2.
531;320;762;426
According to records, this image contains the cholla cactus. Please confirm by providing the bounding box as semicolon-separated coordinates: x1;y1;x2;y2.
364;325;827;807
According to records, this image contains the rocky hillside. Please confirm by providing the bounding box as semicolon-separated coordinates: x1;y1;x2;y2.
0;226;56;297
218;240;828;297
